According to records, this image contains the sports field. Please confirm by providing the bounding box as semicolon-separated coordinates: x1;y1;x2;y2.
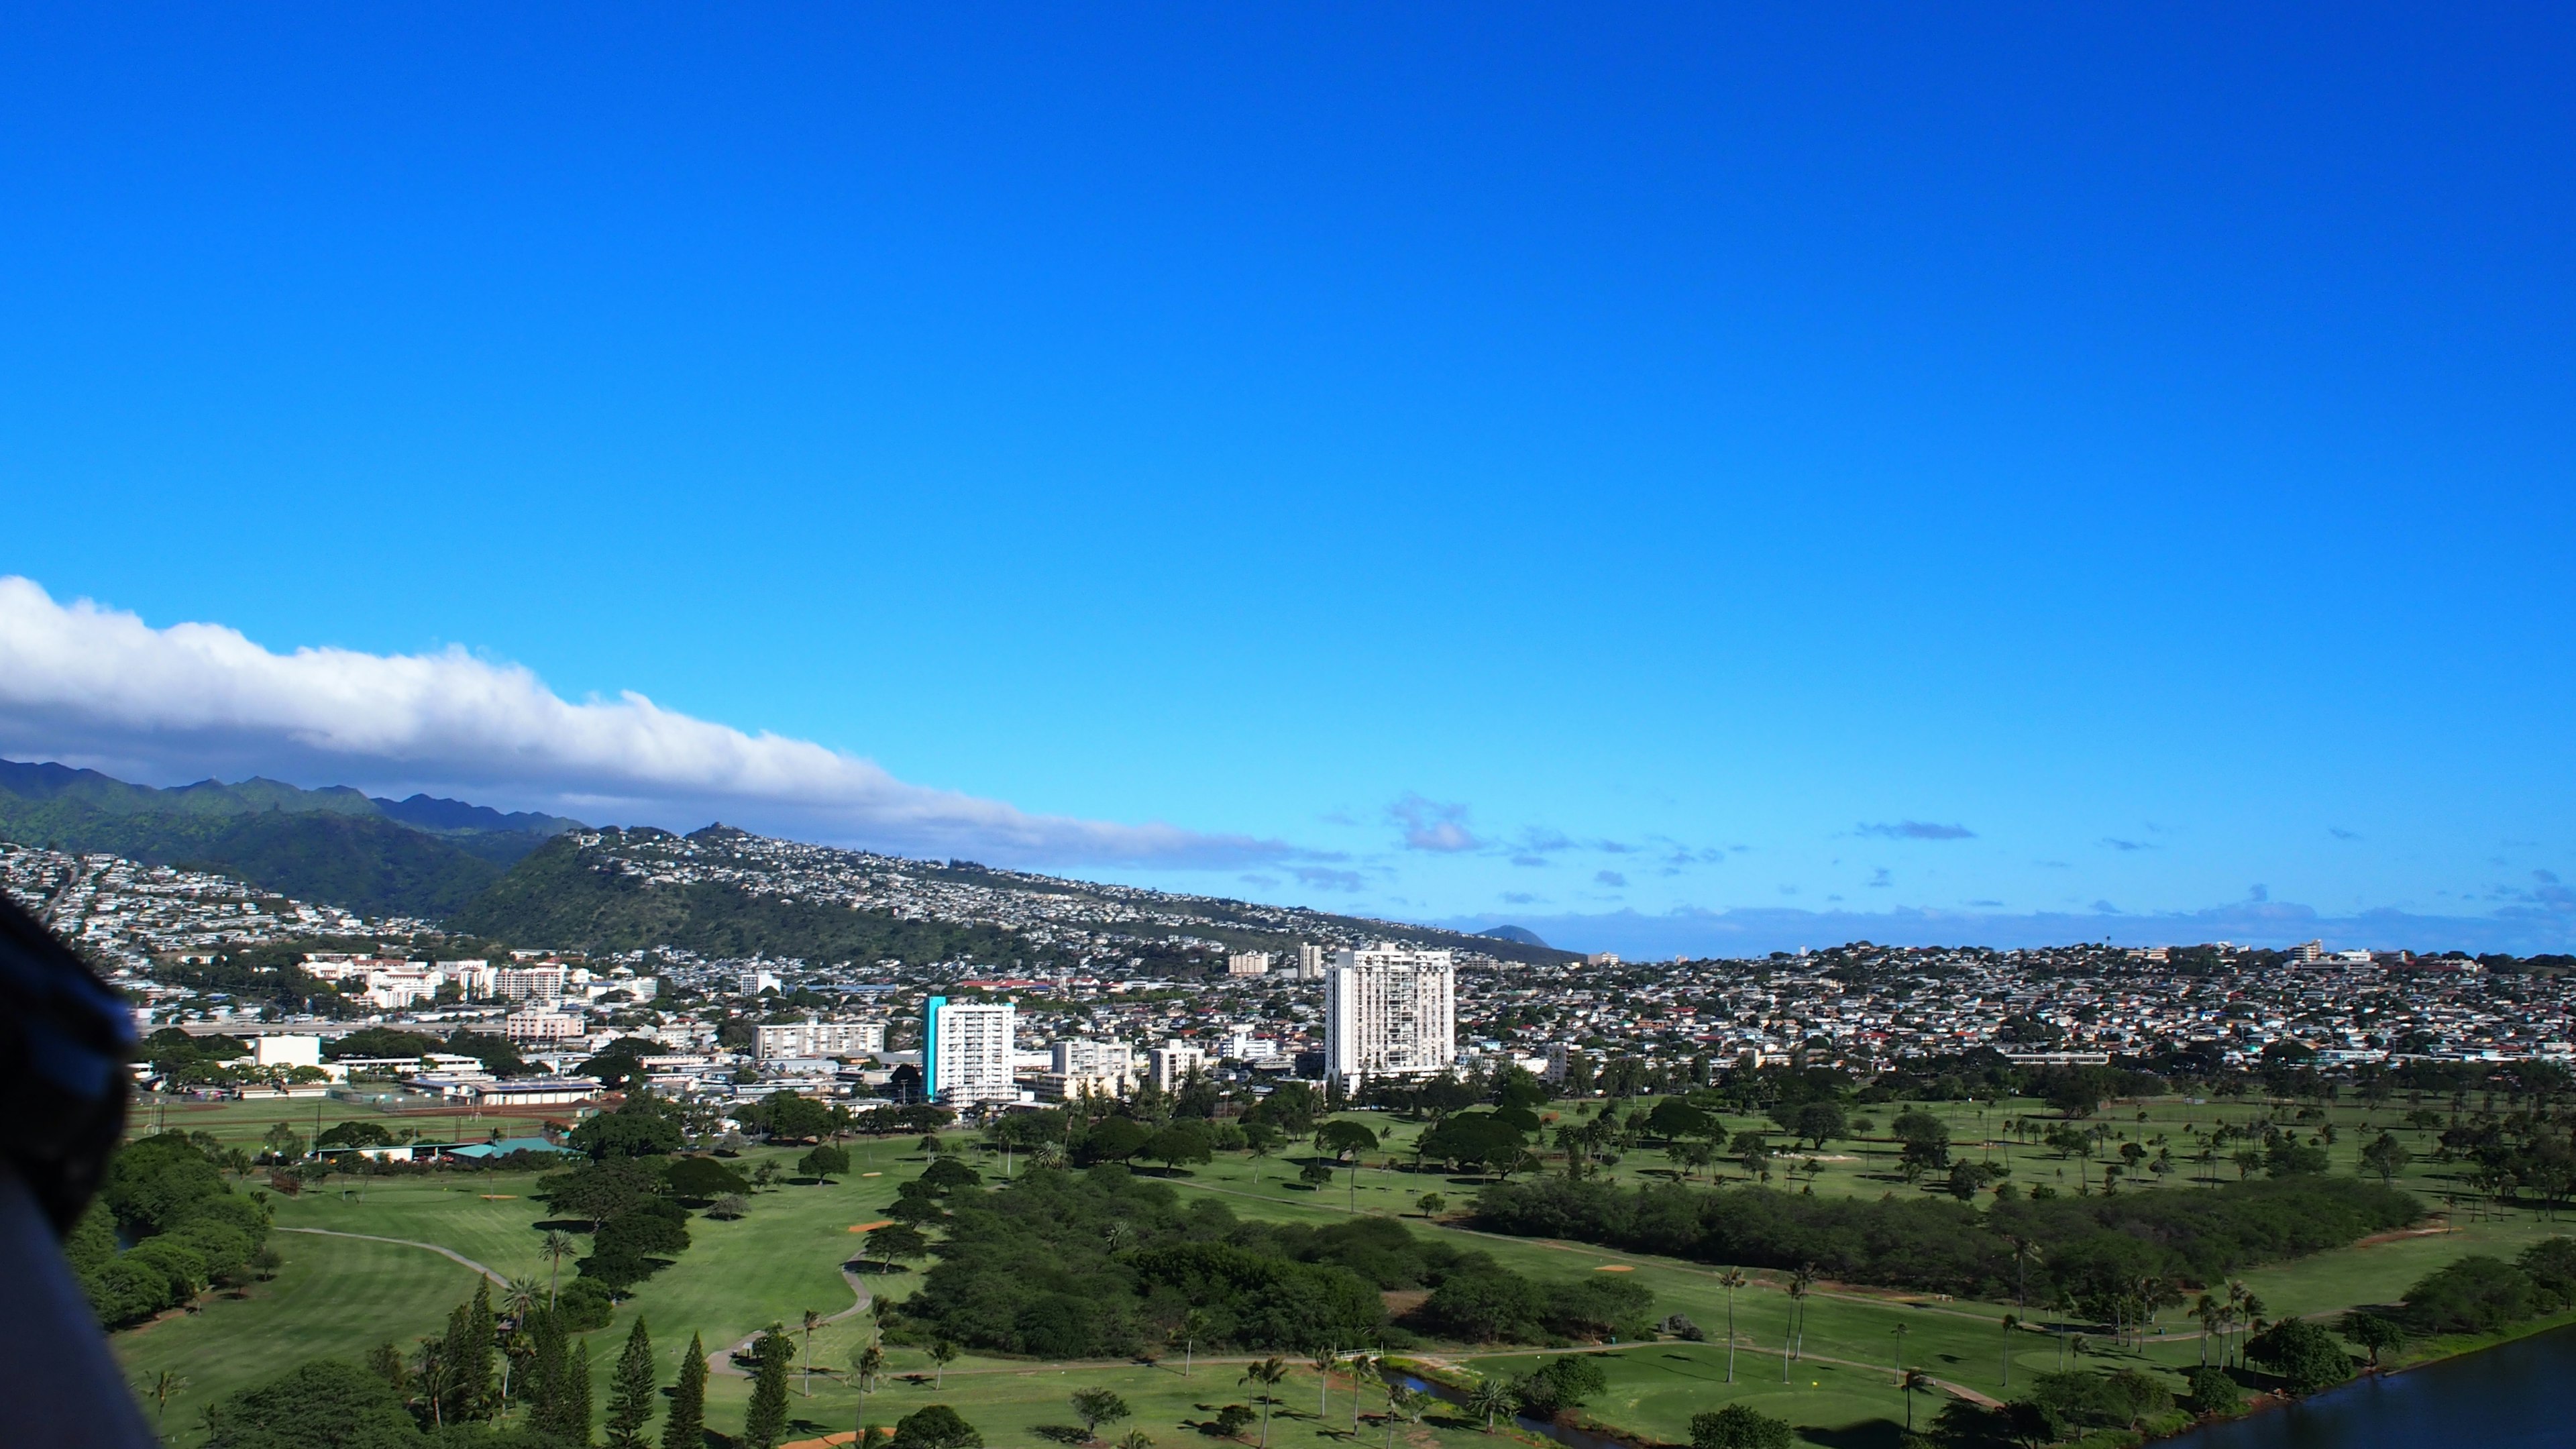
106;1091;2570;1447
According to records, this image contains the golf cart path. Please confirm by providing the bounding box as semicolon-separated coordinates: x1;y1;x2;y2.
708;1263;875;1378
276;1226;508;1286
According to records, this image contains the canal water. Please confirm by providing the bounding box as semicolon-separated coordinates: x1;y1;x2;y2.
2157;1325;2576;1449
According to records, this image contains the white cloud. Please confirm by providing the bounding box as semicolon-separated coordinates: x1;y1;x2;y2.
0;577;1286;867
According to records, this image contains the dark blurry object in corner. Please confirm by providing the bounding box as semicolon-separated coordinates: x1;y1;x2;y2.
0;893;134;1234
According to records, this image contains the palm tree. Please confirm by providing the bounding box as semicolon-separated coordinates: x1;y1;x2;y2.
1999;1314;2019;1389
853;1344;884;1436
139;1369;187;1434
1716;1269;1748;1383
1309;1348;1336;1419
1114;1434;1154;1449
1179;1310;1212;1378
1890;1323;1910;1384
2190;1294;2218;1368
1790;1267;1817;1360
1240;1357;1289;1448
541;1231;578;1309
502;1277;541;1325
801;1309;825;1396
1381;1385;1419;1449
1466;1377;1512;1434
2008;1238;2042;1307
930;1339;958;1389
1899;1368;1933;1434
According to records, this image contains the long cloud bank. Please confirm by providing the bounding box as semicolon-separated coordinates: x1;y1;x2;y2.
1438;899;2576;958
0;577;1288;868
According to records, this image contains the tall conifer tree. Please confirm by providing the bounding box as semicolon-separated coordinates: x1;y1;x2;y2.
743;1328;793;1449
605;1317;657;1448
565;1339;595;1447
663;1333;708;1449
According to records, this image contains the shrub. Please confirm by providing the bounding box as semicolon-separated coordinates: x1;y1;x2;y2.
202;1358;418;1448
2402;1255;2536;1335
1208;1405;1256;1439
891;1402;979;1444
1690;1403;1794;1449
1511;1356;1607;1417
2246;1318;2353;1393
2184;1365;2244;1416
2517;1236;2576;1311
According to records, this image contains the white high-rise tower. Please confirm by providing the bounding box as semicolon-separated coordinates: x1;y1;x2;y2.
1323;947;1455;1088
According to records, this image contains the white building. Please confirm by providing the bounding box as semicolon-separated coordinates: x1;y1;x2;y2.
1146;1043;1205;1093
1297;943;1327;980
1050;1039;1135;1084
924;996;1017;1106
250;1035;323;1072
1220;1027;1278;1061
739;968;784;996
495;965;570;1002
502;1010;585;1044
756;1017;886;1061
1324;947;1456;1087
1226;951;1272;977
438;959;498;998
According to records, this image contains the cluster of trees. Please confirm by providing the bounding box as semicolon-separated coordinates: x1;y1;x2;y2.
1470;1172;2420;1305
200;1291;724;1449
69;1131;274;1326
2394;1235;2576;1336
889;1165;1652;1358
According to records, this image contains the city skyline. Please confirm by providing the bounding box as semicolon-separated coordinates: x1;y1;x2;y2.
1;11;2571;952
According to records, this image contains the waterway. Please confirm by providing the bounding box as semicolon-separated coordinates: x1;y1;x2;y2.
2157;1325;2576;1449
1387;1371;1638;1449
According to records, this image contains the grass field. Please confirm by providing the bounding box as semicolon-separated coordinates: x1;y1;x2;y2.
106;1093;2576;1448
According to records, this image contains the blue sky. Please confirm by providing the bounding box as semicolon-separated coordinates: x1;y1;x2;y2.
1;7;2571;954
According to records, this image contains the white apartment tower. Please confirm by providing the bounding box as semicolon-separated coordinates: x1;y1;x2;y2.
1297;944;1327;979
1324;947;1456;1087
755;1017;887;1061
922;996;1018;1106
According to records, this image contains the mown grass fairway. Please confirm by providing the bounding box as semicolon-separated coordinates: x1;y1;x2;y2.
109;1099;2576;1448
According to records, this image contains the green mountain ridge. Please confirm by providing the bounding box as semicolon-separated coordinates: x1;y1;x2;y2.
0;759;582;920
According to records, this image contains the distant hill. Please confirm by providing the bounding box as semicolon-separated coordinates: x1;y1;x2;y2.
451;826;1581;969
1477;924;1550;948
0;759;582;920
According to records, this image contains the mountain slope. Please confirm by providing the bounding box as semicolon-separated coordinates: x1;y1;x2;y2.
0;760;580;919
451;825;1579;969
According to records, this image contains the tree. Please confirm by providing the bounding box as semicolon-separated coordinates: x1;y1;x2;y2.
1466;1377;1513;1434
866;1221;930;1273
745;1327;794;1449
800;1144;854;1180
139;1368;188;1435
566;1330;595;1444
663;1333;707;1449
803;1309;827;1395
1417;1193;1447;1217
2246;1316;2353;1393
571;1110;684;1160
666;1156;751;1199
1899;1367;1934;1434
1789;1102;1845;1150
606;1317;658;1448
855;1344;886;1440
1689;1403;1793;1449
2340;1311;2404;1369
203;1358;417;1448
543;1230;580;1306
1143;1125;1213;1173
930;1338;960;1389
1717;1269;1748;1382
1240;1356;1289;1448
1176;1309;1212;1377
892;1404;984;1449
2360;1132;2410;1186
1071;1387;1133;1440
